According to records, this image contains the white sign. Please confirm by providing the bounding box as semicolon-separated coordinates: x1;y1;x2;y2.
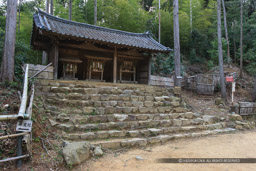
16;120;33;132
232;82;236;92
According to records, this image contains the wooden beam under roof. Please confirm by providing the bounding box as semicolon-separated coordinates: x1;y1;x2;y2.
59;42;146;59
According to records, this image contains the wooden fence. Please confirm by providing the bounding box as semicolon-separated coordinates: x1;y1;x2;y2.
238;102;256;115
185;74;217;95
196;74;215;95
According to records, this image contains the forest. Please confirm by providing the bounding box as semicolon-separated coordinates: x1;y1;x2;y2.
0;0;256;77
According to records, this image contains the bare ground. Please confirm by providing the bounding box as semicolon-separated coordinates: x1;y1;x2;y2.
79;130;256;171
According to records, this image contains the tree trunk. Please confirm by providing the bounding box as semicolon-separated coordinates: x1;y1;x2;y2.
232;21;237;63
45;0;49;13
69;0;72;20
217;0;227;101
18;0;21;33
240;0;243;78
158;0;161;43
50;0;53;15
0;0;17;82
94;0;97;25
173;0;181;87
222;0;230;65
42;0;50;65
190;0;192;32
253;77;256;101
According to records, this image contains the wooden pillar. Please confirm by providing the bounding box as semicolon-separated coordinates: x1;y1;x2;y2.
53;44;59;80
42;51;47;65
148;56;152;85
113;47;117;83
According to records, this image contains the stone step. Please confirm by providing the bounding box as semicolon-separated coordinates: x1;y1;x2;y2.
45;98;180;109
37;80;172;93
38;85;172;97
45;104;185;115
52;117;223;133
47;93;178;103
87;128;236;149
62;123;226;141
54;112;196;124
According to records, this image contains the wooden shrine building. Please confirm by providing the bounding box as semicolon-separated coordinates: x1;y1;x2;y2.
31;10;171;84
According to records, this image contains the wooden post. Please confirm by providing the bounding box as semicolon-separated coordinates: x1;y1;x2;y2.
53;44;59;80
148;57;152;85
133;65;136;82
113;47;117;83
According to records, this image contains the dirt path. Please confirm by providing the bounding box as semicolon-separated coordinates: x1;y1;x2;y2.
77;130;256;171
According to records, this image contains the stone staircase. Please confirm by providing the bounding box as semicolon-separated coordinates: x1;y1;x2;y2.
35;80;236;149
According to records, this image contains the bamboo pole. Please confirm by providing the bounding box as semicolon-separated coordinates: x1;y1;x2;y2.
0;114;29;121
18;64;29;119
0;132;29;140
26;84;35;119
0;154;29;163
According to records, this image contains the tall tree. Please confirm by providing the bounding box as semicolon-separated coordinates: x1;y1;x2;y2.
173;0;181;87
69;0;72;20
45;0;49;13
222;0;230;65
217;0;227;101
190;0;192;32
0;0;17;82
18;0;22;33
232;20;237;63
42;0;50;65
158;0;161;43
94;0;97;25
50;0;53;15
240;0;243;78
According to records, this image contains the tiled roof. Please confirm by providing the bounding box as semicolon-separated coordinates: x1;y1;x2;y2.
33;10;171;52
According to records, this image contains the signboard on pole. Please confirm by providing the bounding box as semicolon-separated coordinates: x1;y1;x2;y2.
16;120;33;132
226;76;234;82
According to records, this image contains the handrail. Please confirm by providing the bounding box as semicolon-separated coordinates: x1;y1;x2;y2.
0;63;50;167
17;64;29;119
0;64;33;168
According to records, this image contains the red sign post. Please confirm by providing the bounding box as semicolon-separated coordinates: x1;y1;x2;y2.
226;76;234;82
